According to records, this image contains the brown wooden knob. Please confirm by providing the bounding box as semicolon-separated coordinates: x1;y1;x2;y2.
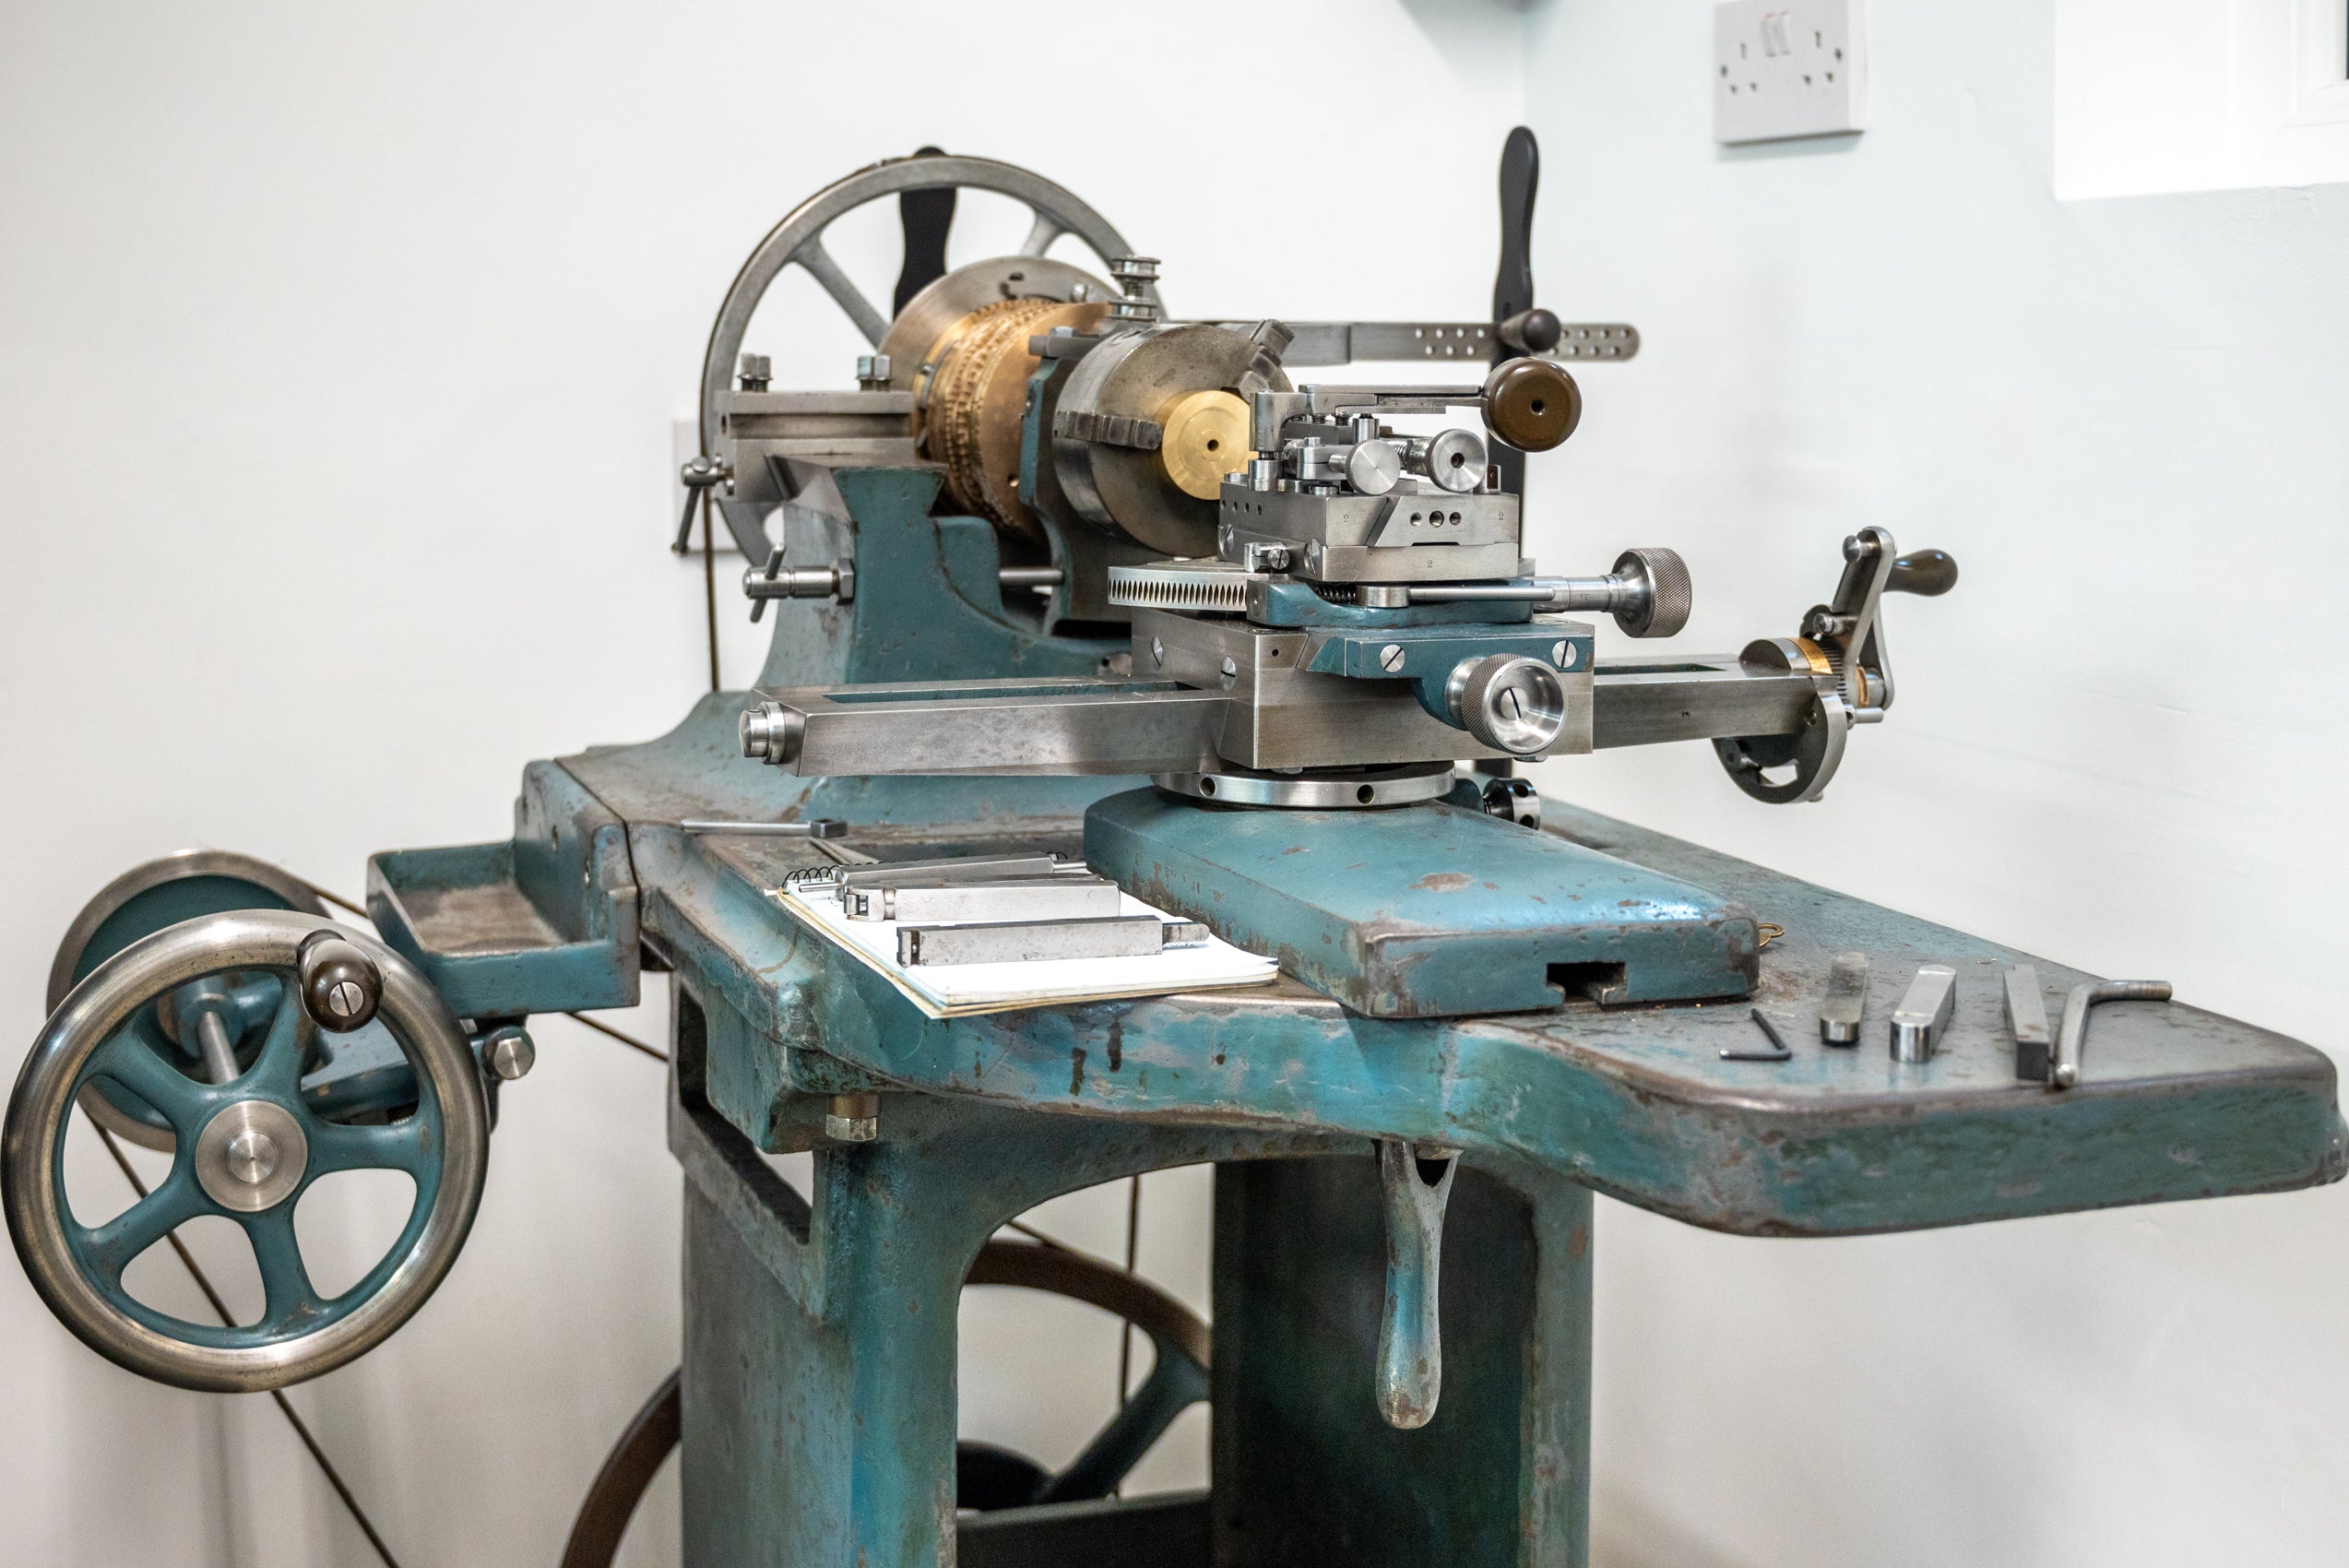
1481;358;1582;453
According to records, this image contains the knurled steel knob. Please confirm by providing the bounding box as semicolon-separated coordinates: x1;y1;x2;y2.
1445;654;1570;756
1611;547;1692;639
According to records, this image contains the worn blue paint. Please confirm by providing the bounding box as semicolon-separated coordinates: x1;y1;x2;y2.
1016;362;1054;516
1299;618;1594;724
1302;618;1589;680
368;840;635;1018
830;469;1118;684
670;1012;1350;1568
613;808;2342;1238
1085;789;1757;1016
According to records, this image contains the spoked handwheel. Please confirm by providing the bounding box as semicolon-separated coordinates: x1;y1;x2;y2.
694;152;1156;558
5;905;489;1391
558;1236;1212;1568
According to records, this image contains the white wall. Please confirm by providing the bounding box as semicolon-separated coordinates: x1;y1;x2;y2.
1514;4;2349;1565
0;2;1526;1564
9;3;2348;1565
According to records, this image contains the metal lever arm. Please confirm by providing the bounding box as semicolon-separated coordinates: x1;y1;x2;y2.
1490;125;1538;495
671;457;731;554
1205;317;1638;366
1810;532;1960;720
1714;529;1958;804
1375;1141;1458;1429
2051;980;2174;1089
741;680;1228;777
741;662;1822;778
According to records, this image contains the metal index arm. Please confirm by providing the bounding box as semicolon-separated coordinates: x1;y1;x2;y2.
1714;529;1959;804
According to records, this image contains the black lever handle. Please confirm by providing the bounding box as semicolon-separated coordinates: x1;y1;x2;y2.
893;146;955;318
1886;549;1959;597
1492;127;1538;333
1490;126;1539;496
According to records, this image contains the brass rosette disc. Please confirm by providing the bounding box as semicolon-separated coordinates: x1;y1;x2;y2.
915;296;1109;540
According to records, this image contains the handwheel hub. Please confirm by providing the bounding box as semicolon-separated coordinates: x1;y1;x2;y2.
196;1099;308;1212
227;1130;280;1185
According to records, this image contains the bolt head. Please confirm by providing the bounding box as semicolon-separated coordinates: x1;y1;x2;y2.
483;1028;536;1082
1550;640;1575;668
825;1113;879;1143
325;979;367;1020
1379;643;1406;672
1150;637;1166;668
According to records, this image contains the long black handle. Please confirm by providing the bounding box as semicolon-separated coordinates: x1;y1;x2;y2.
1491;126;1539;497
1887;549;1960;597
894;145;955;318
1492;125;1539;333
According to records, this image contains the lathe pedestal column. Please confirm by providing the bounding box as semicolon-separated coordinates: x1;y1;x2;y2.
1212;1155;1594;1568
674;1076;1596;1566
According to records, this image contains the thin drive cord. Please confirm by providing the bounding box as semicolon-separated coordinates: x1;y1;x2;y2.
91;1123;405;1568
1117;1174;1143;1419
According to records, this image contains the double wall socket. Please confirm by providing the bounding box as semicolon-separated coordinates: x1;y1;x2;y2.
1714;0;1868;145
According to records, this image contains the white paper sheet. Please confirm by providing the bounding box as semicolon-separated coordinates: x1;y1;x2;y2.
773;884;1277;1019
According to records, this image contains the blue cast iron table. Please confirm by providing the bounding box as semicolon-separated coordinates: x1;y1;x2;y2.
362;692;2342;1568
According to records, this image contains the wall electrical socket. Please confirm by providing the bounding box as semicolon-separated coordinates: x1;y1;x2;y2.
1714;0;1868;146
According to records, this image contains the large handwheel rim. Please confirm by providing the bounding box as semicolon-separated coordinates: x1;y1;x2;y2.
698;153;1152;457
559;1237;1213;1568
46;850;325;1013
48;851;328;1153
5;909;489;1392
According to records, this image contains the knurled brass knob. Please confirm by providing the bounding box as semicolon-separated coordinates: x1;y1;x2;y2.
1481;357;1583;453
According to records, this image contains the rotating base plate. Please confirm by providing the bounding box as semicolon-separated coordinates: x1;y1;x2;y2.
1149;762;1455;810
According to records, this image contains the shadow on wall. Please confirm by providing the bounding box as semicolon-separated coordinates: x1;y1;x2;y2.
1396;0;1544;86
1594;1486;1763;1568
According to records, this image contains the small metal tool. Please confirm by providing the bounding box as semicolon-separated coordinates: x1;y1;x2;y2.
1721;1008;1792;1062
1819;952;1868;1046
896;915;1210;967
846;875;1122;924
829;852;1078;890
682;818;847;837
2003;967;2054;1082
1890;964;1957;1063
2047;980;2173;1090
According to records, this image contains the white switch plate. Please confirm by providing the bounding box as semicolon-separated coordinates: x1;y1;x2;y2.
1714;0;1868;146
